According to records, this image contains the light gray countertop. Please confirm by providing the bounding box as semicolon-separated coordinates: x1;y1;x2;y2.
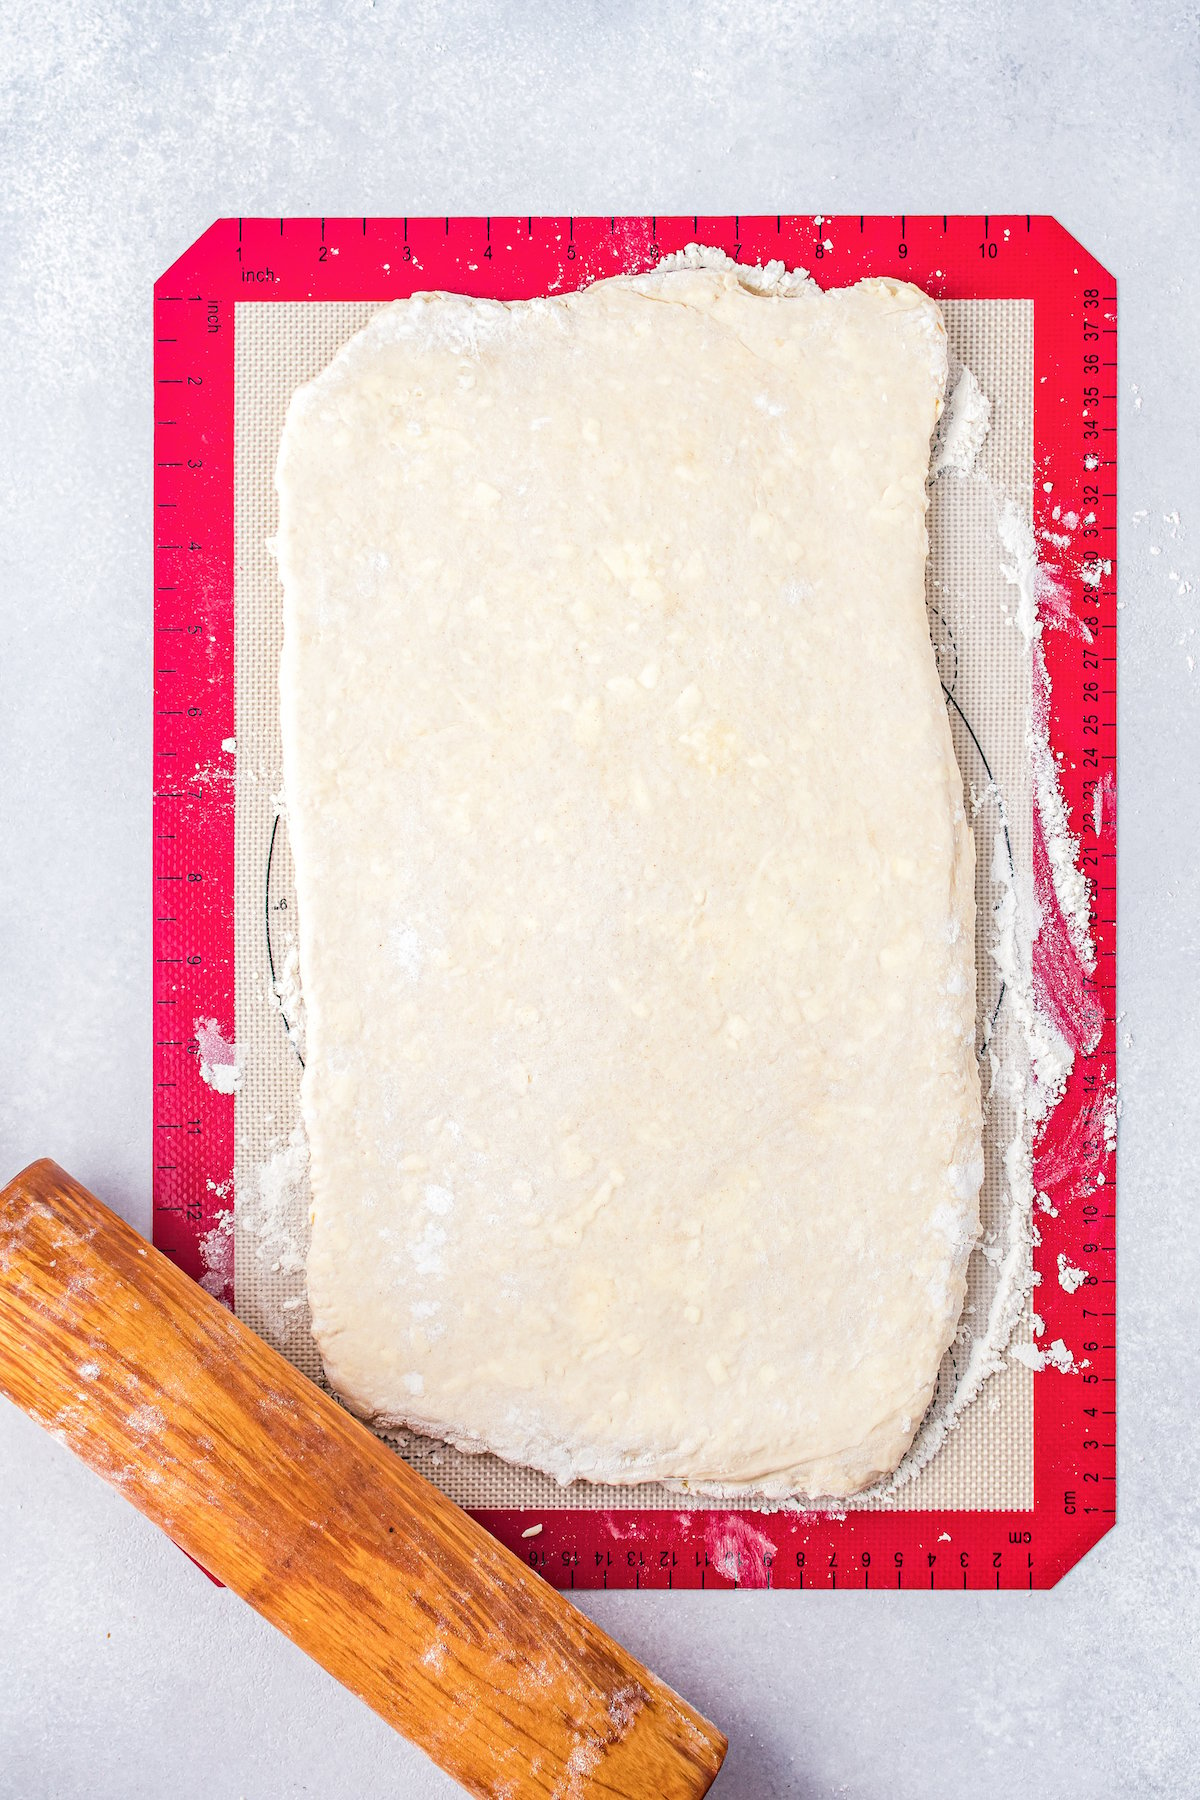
2;3;1197;1794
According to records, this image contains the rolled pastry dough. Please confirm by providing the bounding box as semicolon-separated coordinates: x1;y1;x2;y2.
276;256;983;1500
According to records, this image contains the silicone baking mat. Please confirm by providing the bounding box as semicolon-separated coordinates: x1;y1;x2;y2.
154;217;1116;1587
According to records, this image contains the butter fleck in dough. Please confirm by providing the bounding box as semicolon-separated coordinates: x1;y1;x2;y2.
276;257;982;1500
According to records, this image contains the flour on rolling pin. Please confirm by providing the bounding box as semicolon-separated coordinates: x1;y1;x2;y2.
1;1161;728;1796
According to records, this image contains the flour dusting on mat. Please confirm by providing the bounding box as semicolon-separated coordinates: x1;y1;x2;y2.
1012;1337;1079;1375
932;364;991;478
199;1207;234;1303
652;240;810;294
1057;1252;1088;1293
238;1124;311;1347
195;1017;243;1094
981;456;1099;1391
247;1126;309;1270
703;1515;777;1587
998;498;1046;650
271;931;307;1058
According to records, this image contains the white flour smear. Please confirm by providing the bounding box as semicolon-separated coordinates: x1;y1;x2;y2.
195;1017;244;1094
243;1125;310;1294
1011;1337;1079;1375
239;1124;312;1350
646;241;813;295
1057;1252;1088;1293
199;1208;234;1302
271;932;307;1058
998;501;1098;970
932;364;991;478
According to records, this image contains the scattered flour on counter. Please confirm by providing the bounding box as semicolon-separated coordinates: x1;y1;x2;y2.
195;1017;244;1094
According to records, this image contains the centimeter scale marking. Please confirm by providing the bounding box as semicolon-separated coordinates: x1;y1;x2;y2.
154;217;1116;1589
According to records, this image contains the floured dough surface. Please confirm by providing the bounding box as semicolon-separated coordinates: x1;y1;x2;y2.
276;255;982;1500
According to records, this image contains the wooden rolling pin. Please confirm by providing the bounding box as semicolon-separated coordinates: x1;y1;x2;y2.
0;1160;726;1798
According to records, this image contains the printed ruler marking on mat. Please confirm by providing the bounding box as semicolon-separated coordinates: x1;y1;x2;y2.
153;280;234;1280
153;217;1116;1588
1032;263;1119;1547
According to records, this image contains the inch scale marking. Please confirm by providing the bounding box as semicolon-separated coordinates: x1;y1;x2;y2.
154;217;1116;1589
153;280;234;1271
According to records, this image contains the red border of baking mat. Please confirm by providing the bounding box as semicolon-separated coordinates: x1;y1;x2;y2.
153;216;1116;1589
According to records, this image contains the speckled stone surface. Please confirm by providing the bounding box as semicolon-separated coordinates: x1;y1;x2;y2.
2;3;1197;1795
